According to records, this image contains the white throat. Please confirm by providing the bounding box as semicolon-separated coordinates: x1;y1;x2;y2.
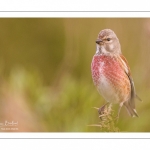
96;45;109;55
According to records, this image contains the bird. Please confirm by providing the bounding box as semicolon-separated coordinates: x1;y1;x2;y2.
91;29;141;118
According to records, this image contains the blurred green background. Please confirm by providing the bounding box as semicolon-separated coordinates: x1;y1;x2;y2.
0;18;149;132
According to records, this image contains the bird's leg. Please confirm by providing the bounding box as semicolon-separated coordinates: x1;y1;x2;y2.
98;102;109;115
115;103;123;123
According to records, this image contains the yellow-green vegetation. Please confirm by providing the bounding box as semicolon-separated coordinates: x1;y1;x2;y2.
89;104;120;132
0;18;149;132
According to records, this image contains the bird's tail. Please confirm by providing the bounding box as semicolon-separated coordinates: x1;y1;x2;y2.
124;101;138;117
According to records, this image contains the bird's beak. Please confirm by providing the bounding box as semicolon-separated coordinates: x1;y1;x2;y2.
96;39;103;44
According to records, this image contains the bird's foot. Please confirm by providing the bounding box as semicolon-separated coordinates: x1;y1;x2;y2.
98;103;109;115
98;105;106;115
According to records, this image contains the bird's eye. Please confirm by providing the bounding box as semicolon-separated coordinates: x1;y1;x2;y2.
107;38;111;41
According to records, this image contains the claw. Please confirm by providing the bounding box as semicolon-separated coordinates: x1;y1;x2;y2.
98;103;109;114
98;106;105;115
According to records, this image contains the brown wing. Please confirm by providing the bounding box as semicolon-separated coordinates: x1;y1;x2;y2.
119;55;142;100
119;55;136;109
119;55;131;75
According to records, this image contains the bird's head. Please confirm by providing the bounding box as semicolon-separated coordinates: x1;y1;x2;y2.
95;29;121;55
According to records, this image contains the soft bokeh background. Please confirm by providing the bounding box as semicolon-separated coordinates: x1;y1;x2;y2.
0;18;149;132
